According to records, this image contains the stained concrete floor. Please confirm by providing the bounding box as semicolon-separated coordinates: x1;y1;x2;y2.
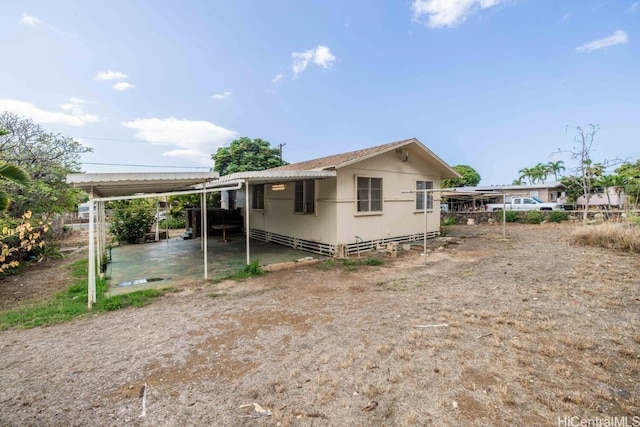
105;232;323;295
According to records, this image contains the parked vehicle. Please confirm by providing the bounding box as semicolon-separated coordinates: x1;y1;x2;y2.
484;197;562;212
77;202;93;220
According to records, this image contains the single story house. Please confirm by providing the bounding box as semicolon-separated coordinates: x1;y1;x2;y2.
67;138;460;306
214;138;460;256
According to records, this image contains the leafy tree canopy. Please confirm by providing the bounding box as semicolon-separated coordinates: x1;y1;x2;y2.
0;112;92;218
212;137;285;176
442;165;481;188
0;128;31;211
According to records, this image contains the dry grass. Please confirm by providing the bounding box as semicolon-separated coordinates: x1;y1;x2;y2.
3;224;640;426
572;222;640;252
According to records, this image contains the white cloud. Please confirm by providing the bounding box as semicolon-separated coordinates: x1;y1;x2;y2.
211;91;232;100
122;117;238;165
576;30;628;53
411;0;505;28
94;70;128;81
272;74;283;83
113;82;135;92
561;12;571;22
292;45;336;76
629;2;640;12
0;98;99;126
21;13;41;27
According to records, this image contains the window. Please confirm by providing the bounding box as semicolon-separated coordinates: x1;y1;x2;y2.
228;190;237;209
251;184;264;209
294;180;315;214
416;181;433;210
529;191;539;198
357;177;382;212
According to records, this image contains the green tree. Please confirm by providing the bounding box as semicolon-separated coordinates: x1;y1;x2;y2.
212;137;285;176
518;167;534;185
442;165;481;188
616;160;640;208
0;113;91;218
530;163;549;184
0;128;31;211
547;160;565;181
108;199;156;244
512;177;525;185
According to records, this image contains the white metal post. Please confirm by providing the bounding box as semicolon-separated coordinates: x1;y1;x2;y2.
88;199;96;308
246;184;251;265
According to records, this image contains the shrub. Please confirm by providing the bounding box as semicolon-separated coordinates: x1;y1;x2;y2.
442;216;456;226
525;211;544;224
159;216;186;229
498;210;520;223
547;211;569;222
108;202;155;244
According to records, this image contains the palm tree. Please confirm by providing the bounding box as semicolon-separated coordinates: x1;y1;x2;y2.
531;163;549;184
547;160;565;181
512;177;525;185
518;167;534;185
0;129;31;210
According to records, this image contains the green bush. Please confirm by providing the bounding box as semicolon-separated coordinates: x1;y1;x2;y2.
159;216;186;229
442;216;456;226
499;210;520;223
547;211;569;222
108;202;155;244
525;211;544;224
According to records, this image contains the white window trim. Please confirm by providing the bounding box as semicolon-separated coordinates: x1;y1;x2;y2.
355;175;383;215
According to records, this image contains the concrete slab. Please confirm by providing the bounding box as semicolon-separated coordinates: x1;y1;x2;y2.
105;234;325;296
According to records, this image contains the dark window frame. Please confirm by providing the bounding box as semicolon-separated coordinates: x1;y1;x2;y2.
251;184;265;210
294;180;315;214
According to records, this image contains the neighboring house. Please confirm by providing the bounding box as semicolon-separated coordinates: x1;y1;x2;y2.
444;182;566;211
473;182;566;203
575;188;626;209
216;138;460;256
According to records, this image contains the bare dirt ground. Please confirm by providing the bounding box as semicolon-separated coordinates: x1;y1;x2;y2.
0;223;639;426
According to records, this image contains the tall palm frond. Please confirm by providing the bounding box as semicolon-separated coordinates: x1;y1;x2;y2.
0;163;31;211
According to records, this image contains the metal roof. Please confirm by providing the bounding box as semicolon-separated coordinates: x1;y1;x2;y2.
66;172;218;197
209;170;336;187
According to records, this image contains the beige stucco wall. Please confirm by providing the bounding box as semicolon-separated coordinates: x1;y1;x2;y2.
334;150;441;245
244;149;446;247
246;179;338;245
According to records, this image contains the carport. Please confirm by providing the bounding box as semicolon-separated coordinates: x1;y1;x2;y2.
67;170;335;308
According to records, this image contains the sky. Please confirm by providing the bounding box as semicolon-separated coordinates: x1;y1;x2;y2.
0;0;638;185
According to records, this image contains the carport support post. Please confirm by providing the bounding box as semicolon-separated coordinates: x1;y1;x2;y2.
245;183;251;265
202;189;208;279
88;198;96;308
502;193;506;239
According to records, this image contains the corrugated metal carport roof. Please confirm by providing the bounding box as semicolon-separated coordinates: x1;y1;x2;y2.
66;172;218;197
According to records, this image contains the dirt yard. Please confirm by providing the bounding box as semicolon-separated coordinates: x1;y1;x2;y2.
0;223;639;426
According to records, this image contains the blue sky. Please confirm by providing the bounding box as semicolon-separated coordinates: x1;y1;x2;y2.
1;0;638;185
